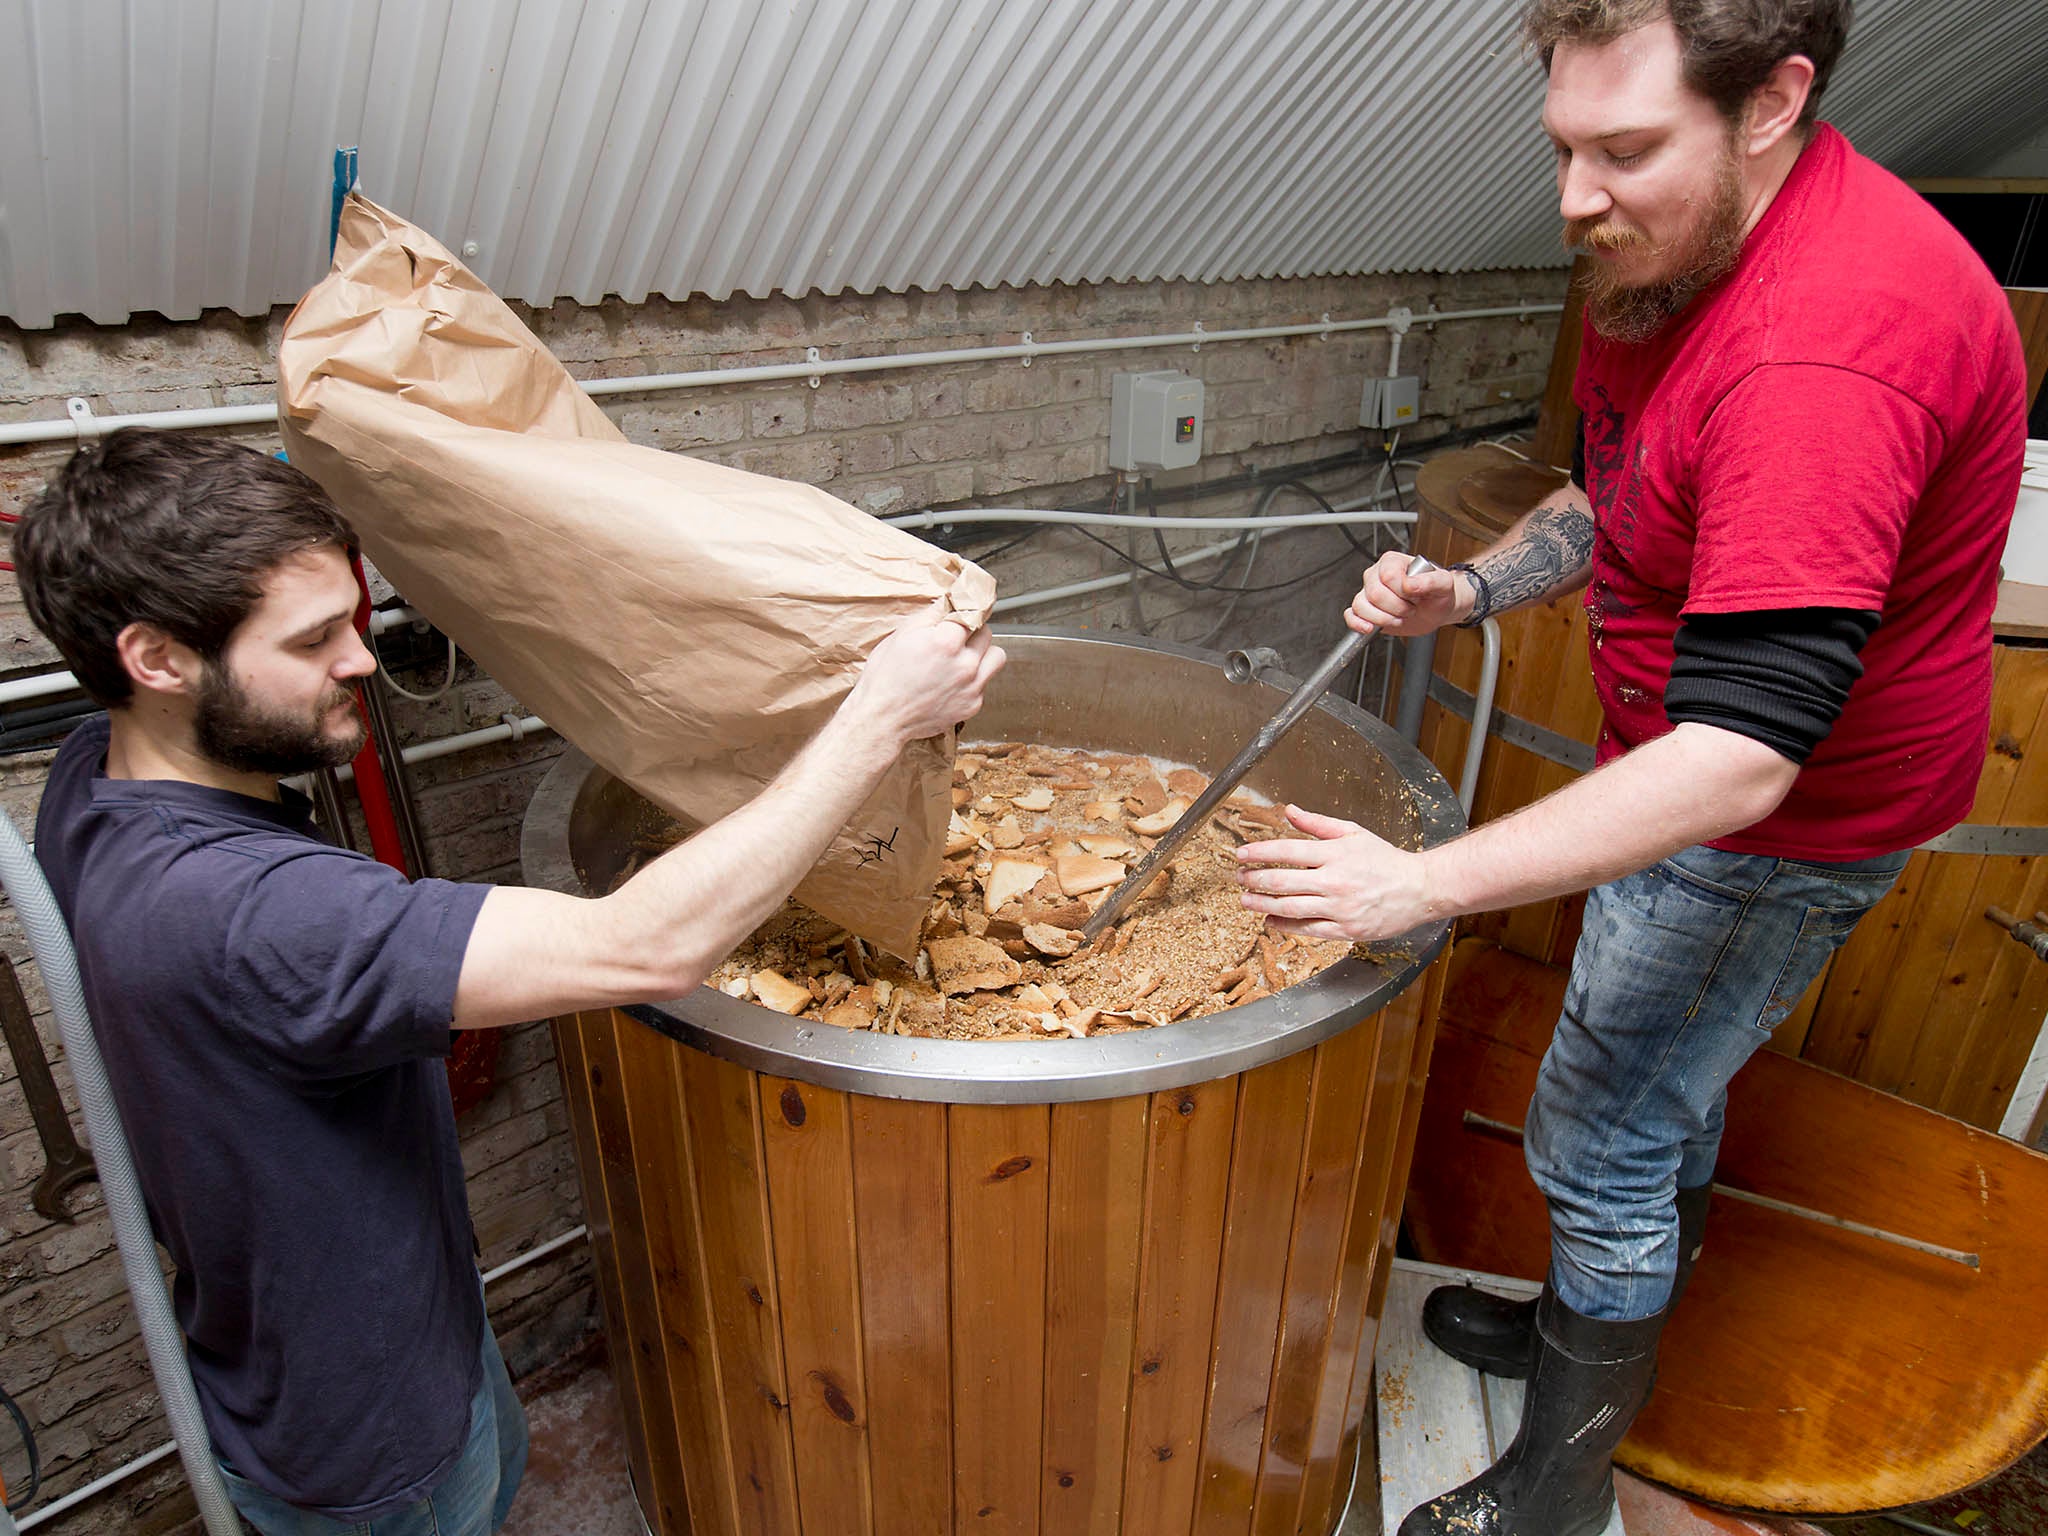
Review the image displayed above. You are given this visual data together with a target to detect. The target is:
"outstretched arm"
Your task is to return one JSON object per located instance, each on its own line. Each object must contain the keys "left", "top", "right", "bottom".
{"left": 451, "top": 615, "right": 1005, "bottom": 1029}
{"left": 1236, "top": 722, "right": 1796, "bottom": 942}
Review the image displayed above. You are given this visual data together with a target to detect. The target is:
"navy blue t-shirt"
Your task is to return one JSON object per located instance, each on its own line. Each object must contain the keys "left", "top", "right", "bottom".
{"left": 35, "top": 717, "right": 492, "bottom": 1517}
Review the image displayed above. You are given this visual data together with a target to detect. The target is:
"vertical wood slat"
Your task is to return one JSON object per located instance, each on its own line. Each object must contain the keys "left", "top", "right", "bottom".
{"left": 1307, "top": 958, "right": 1452, "bottom": 1531}
{"left": 1298, "top": 996, "right": 1422, "bottom": 1528}
{"left": 1797, "top": 850, "right": 1934, "bottom": 1077}
{"left": 1191, "top": 1053, "right": 1317, "bottom": 1536}
{"left": 1865, "top": 649, "right": 2046, "bottom": 1096}
{"left": 851, "top": 1095, "right": 955, "bottom": 1536}
{"left": 1041, "top": 1097, "right": 1149, "bottom": 1536}
{"left": 950, "top": 1103, "right": 1052, "bottom": 1536}
{"left": 613, "top": 1015, "right": 741, "bottom": 1536}
{"left": 1803, "top": 645, "right": 2034, "bottom": 1080}
{"left": 679, "top": 1047, "right": 804, "bottom": 1536}
{"left": 1925, "top": 667, "right": 2048, "bottom": 1124}
{"left": 760, "top": 1077, "right": 874, "bottom": 1536}
{"left": 1816, "top": 648, "right": 2048, "bottom": 1104}
{"left": 582, "top": 1016, "right": 697, "bottom": 1535}
{"left": 1119, "top": 1078, "right": 1240, "bottom": 1535}
{"left": 1249, "top": 1020, "right": 1381, "bottom": 1536}
{"left": 1803, "top": 647, "right": 2017, "bottom": 1079}
{"left": 1926, "top": 654, "right": 2048, "bottom": 1117}
{"left": 554, "top": 1013, "right": 662, "bottom": 1522}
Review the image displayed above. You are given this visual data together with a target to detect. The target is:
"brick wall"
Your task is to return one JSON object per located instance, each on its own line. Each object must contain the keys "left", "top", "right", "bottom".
{"left": 0, "top": 262, "right": 1564, "bottom": 1530}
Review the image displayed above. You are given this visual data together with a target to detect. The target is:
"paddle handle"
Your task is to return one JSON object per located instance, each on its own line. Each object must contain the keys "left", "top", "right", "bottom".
{"left": 1078, "top": 554, "right": 1435, "bottom": 944}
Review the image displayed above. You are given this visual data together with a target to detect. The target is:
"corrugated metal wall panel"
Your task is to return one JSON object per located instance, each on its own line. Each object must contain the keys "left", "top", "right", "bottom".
{"left": 2, "top": 0, "right": 2044, "bottom": 330}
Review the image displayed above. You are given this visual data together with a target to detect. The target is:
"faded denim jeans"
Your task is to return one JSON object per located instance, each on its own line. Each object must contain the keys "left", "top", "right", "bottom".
{"left": 1524, "top": 842, "right": 1907, "bottom": 1322}
{"left": 215, "top": 1314, "right": 528, "bottom": 1536}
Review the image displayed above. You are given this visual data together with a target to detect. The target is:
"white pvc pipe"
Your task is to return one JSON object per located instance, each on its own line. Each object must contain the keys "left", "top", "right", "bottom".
{"left": 993, "top": 534, "right": 1251, "bottom": 614}
{"left": 312, "top": 716, "right": 554, "bottom": 790}
{"left": 0, "top": 302, "right": 1559, "bottom": 449}
{"left": 0, "top": 606, "right": 425, "bottom": 709}
{"left": 479, "top": 1224, "right": 589, "bottom": 1287}
{"left": 15, "top": 1441, "right": 181, "bottom": 1531}
{"left": 1460, "top": 618, "right": 1503, "bottom": 815}
{"left": 885, "top": 508, "right": 1416, "bottom": 533}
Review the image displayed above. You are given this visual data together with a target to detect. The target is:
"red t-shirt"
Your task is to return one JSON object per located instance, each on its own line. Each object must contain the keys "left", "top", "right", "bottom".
{"left": 1575, "top": 124, "right": 2028, "bottom": 861}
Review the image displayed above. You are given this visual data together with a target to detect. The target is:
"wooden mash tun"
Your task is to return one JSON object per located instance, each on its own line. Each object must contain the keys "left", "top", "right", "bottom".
{"left": 523, "top": 625, "right": 1467, "bottom": 1536}
{"left": 1395, "top": 272, "right": 2048, "bottom": 1512}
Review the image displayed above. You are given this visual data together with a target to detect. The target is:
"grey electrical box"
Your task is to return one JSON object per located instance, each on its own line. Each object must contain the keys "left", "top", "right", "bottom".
{"left": 1360, "top": 374, "right": 1420, "bottom": 430}
{"left": 1109, "top": 370, "right": 1204, "bottom": 472}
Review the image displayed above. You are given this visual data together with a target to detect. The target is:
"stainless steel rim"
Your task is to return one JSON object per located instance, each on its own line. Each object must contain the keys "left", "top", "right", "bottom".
{"left": 520, "top": 626, "right": 1462, "bottom": 1104}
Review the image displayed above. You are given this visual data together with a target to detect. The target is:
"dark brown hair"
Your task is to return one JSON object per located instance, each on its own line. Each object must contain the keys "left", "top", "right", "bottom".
{"left": 1524, "top": 0, "right": 1851, "bottom": 126}
{"left": 13, "top": 429, "right": 357, "bottom": 706}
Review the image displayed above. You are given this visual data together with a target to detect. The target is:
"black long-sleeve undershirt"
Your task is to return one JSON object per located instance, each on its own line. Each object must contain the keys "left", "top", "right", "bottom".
{"left": 1665, "top": 607, "right": 1880, "bottom": 763}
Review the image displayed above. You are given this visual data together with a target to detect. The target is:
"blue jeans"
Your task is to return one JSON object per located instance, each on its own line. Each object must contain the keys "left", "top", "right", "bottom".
{"left": 1524, "top": 843, "right": 1907, "bottom": 1323}
{"left": 216, "top": 1315, "right": 529, "bottom": 1535}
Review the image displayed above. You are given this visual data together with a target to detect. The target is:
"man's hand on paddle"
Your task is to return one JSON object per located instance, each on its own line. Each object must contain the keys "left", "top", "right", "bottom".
{"left": 1236, "top": 804, "right": 1430, "bottom": 942}
{"left": 1346, "top": 548, "right": 1472, "bottom": 637}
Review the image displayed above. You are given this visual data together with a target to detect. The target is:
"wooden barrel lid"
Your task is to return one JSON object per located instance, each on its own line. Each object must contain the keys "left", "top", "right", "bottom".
{"left": 1459, "top": 461, "right": 1570, "bottom": 530}
{"left": 1415, "top": 444, "right": 1569, "bottom": 543}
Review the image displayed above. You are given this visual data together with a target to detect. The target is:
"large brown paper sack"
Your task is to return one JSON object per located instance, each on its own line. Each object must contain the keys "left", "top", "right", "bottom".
{"left": 277, "top": 194, "right": 994, "bottom": 957}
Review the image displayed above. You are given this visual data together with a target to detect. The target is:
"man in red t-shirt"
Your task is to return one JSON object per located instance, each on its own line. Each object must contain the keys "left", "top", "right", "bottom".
{"left": 1234, "top": 4, "right": 2028, "bottom": 1534}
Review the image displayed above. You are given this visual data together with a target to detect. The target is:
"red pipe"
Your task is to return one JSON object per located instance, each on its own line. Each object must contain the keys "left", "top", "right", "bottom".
{"left": 346, "top": 553, "right": 409, "bottom": 876}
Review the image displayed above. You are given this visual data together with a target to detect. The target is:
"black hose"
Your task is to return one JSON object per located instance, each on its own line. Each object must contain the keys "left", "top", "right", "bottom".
{"left": 1146, "top": 475, "right": 1256, "bottom": 590}
{"left": 0, "top": 708, "right": 104, "bottom": 756}
{"left": 0, "top": 1379, "right": 41, "bottom": 1511}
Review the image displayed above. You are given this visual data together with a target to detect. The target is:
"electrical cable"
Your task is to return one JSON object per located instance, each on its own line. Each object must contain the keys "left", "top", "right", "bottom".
{"left": 1143, "top": 475, "right": 1257, "bottom": 590}
{"left": 0, "top": 1382, "right": 38, "bottom": 1512}
{"left": 1275, "top": 477, "right": 1377, "bottom": 555}
{"left": 1121, "top": 476, "right": 1152, "bottom": 636}
{"left": 1185, "top": 529, "right": 1264, "bottom": 649}
{"left": 955, "top": 526, "right": 1044, "bottom": 563}
{"left": 1067, "top": 524, "right": 1376, "bottom": 597}
{"left": 370, "top": 628, "right": 460, "bottom": 704}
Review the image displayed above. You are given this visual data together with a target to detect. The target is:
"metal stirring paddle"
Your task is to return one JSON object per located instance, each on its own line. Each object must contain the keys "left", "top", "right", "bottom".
{"left": 1079, "top": 554, "right": 1439, "bottom": 945}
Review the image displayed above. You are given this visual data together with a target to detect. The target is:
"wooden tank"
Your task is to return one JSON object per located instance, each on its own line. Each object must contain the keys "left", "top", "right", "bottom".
{"left": 521, "top": 630, "right": 1463, "bottom": 1536}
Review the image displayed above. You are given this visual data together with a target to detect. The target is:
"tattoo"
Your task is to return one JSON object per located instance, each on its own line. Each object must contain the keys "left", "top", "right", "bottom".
{"left": 1470, "top": 502, "right": 1595, "bottom": 613}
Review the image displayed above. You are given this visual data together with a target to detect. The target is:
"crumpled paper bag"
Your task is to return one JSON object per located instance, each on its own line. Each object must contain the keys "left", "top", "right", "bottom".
{"left": 278, "top": 193, "right": 994, "bottom": 956}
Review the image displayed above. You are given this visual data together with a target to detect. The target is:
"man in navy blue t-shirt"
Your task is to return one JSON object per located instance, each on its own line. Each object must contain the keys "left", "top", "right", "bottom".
{"left": 14, "top": 430, "right": 1002, "bottom": 1534}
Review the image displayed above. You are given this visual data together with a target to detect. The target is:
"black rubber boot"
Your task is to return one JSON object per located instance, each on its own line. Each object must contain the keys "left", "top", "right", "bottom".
{"left": 1397, "top": 1287, "right": 1665, "bottom": 1536}
{"left": 1421, "top": 1284, "right": 1539, "bottom": 1378}
{"left": 1420, "top": 1182, "right": 1712, "bottom": 1380}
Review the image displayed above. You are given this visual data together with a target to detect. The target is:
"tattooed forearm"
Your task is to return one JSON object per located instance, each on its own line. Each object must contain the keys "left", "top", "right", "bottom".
{"left": 1466, "top": 499, "right": 1595, "bottom": 619}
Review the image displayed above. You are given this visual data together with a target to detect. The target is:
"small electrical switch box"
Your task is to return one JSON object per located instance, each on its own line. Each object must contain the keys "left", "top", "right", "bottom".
{"left": 1110, "top": 370, "right": 1204, "bottom": 471}
{"left": 1361, "top": 374, "right": 1420, "bottom": 430}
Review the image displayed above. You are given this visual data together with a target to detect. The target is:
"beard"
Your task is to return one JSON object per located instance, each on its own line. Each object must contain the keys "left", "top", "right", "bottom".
{"left": 194, "top": 662, "right": 365, "bottom": 776}
{"left": 1567, "top": 139, "right": 1749, "bottom": 344}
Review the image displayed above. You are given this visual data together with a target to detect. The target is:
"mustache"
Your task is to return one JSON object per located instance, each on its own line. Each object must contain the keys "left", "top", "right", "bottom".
{"left": 1563, "top": 216, "right": 1650, "bottom": 254}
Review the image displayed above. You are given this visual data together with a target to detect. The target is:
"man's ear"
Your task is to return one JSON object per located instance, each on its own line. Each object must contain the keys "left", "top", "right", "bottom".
{"left": 1743, "top": 53, "right": 1816, "bottom": 159}
{"left": 114, "top": 622, "right": 205, "bottom": 700}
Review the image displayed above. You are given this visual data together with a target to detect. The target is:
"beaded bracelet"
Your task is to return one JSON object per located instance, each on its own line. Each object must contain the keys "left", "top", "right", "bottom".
{"left": 1448, "top": 562, "right": 1493, "bottom": 628}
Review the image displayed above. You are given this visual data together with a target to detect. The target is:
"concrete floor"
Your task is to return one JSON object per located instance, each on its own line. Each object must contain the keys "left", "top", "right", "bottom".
{"left": 499, "top": 1340, "right": 2046, "bottom": 1536}
{"left": 498, "top": 1340, "right": 641, "bottom": 1536}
